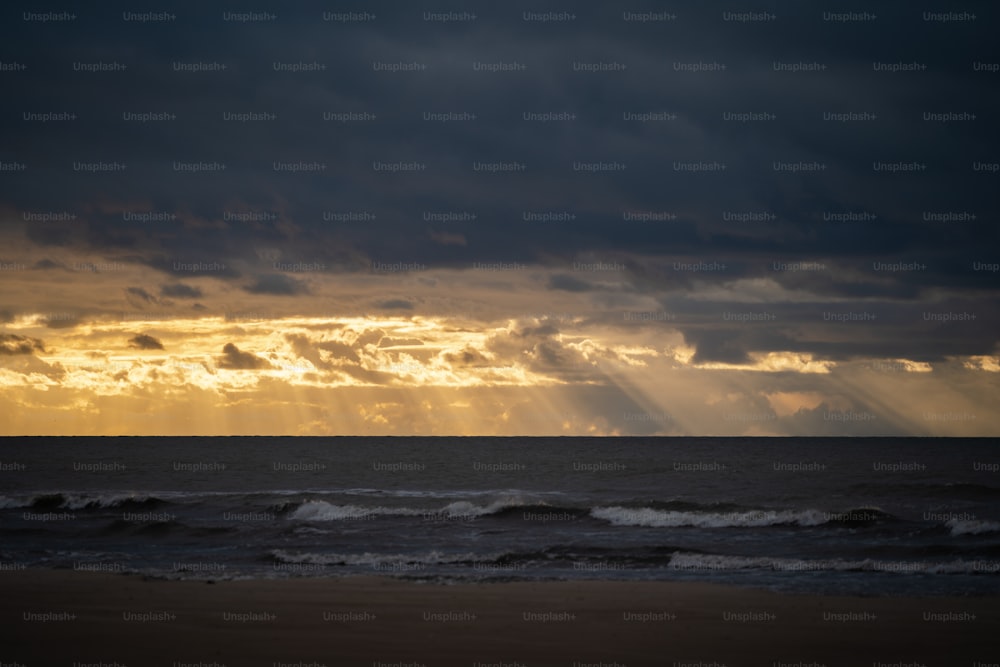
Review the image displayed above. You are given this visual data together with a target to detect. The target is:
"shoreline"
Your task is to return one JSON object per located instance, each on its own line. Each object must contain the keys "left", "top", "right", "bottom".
{"left": 43, "top": 567, "right": 1000, "bottom": 599}
{"left": 1, "top": 570, "right": 997, "bottom": 666}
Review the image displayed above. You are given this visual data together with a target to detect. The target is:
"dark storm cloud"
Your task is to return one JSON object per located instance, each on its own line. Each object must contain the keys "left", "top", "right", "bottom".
{"left": 217, "top": 343, "right": 272, "bottom": 370}
{"left": 128, "top": 333, "right": 164, "bottom": 350}
{"left": 24, "top": 225, "right": 74, "bottom": 247}
{"left": 160, "top": 283, "right": 203, "bottom": 299}
{"left": 548, "top": 274, "right": 596, "bottom": 292}
{"left": 142, "top": 255, "right": 242, "bottom": 279}
{"left": 244, "top": 274, "right": 309, "bottom": 295}
{"left": 1, "top": 0, "right": 997, "bottom": 365}
{"left": 686, "top": 329, "right": 753, "bottom": 365}
{"left": 428, "top": 230, "right": 467, "bottom": 246}
{"left": 4, "top": 2, "right": 996, "bottom": 271}
{"left": 666, "top": 295, "right": 1000, "bottom": 364}
{"left": 0, "top": 333, "right": 45, "bottom": 355}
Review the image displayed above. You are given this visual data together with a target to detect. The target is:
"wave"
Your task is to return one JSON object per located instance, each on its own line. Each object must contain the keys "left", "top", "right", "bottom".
{"left": 270, "top": 549, "right": 491, "bottom": 567}
{"left": 317, "top": 488, "right": 570, "bottom": 500}
{"left": 5, "top": 491, "right": 988, "bottom": 539}
{"left": 1, "top": 489, "right": 320, "bottom": 510}
{"left": 285, "top": 497, "right": 847, "bottom": 524}
{"left": 668, "top": 552, "right": 999, "bottom": 575}
{"left": 0, "top": 492, "right": 164, "bottom": 510}
{"left": 288, "top": 502, "right": 423, "bottom": 521}
{"left": 286, "top": 496, "right": 576, "bottom": 521}
{"left": 590, "top": 505, "right": 895, "bottom": 528}
{"left": 269, "top": 546, "right": 1000, "bottom": 577}
{"left": 947, "top": 518, "right": 1000, "bottom": 536}
{"left": 0, "top": 496, "right": 29, "bottom": 509}
{"left": 0, "top": 488, "right": 570, "bottom": 511}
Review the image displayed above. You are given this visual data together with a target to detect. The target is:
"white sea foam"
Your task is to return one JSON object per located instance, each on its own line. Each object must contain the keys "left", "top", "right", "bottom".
{"left": 946, "top": 518, "right": 1000, "bottom": 536}
{"left": 287, "top": 501, "right": 422, "bottom": 521}
{"left": 591, "top": 505, "right": 829, "bottom": 528}
{"left": 61, "top": 492, "right": 156, "bottom": 509}
{"left": 0, "top": 495, "right": 31, "bottom": 509}
{"left": 287, "top": 496, "right": 547, "bottom": 521}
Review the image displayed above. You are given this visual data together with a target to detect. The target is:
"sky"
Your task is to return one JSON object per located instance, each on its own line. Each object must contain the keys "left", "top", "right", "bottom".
{"left": 0, "top": 1, "right": 997, "bottom": 436}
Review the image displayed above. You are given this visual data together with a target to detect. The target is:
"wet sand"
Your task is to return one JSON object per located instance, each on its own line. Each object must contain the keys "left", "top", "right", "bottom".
{"left": 0, "top": 570, "right": 996, "bottom": 666}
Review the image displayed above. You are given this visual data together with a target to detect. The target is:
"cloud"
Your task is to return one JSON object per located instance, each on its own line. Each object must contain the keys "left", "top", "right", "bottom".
{"left": 160, "top": 283, "right": 203, "bottom": 299}
{"left": 0, "top": 4, "right": 996, "bottom": 435}
{"left": 443, "top": 347, "right": 492, "bottom": 367}
{"left": 125, "top": 286, "right": 160, "bottom": 307}
{"left": 217, "top": 342, "right": 272, "bottom": 370}
{"left": 686, "top": 329, "right": 754, "bottom": 365}
{"left": 24, "top": 225, "right": 73, "bottom": 247}
{"left": 128, "top": 334, "right": 164, "bottom": 350}
{"left": 314, "top": 339, "right": 361, "bottom": 363}
{"left": 428, "top": 230, "right": 467, "bottom": 246}
{"left": 126, "top": 287, "right": 157, "bottom": 302}
{"left": 379, "top": 337, "right": 424, "bottom": 348}
{"left": 0, "top": 333, "right": 45, "bottom": 355}
{"left": 32, "top": 259, "right": 62, "bottom": 270}
{"left": 286, "top": 332, "right": 376, "bottom": 371}
{"left": 375, "top": 299, "right": 414, "bottom": 310}
{"left": 41, "top": 314, "right": 83, "bottom": 329}
{"left": 548, "top": 274, "right": 596, "bottom": 292}
{"left": 485, "top": 321, "right": 597, "bottom": 380}
{"left": 243, "top": 274, "right": 309, "bottom": 296}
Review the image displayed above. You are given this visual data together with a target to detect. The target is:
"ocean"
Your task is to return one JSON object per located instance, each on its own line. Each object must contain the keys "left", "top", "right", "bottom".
{"left": 1, "top": 437, "right": 998, "bottom": 596}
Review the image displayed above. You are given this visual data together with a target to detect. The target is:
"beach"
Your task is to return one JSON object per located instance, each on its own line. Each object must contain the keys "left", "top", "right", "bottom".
{"left": 1, "top": 570, "right": 997, "bottom": 667}
{"left": 3, "top": 437, "right": 999, "bottom": 665}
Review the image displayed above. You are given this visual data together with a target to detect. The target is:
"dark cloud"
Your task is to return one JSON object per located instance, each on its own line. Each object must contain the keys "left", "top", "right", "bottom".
{"left": 217, "top": 343, "right": 272, "bottom": 370}
{"left": 487, "top": 322, "right": 595, "bottom": 380}
{"left": 32, "top": 259, "right": 62, "bottom": 270}
{"left": 428, "top": 230, "right": 467, "bottom": 246}
{"left": 24, "top": 225, "right": 74, "bottom": 247}
{"left": 128, "top": 334, "right": 164, "bottom": 350}
{"left": 142, "top": 255, "right": 242, "bottom": 279}
{"left": 781, "top": 402, "right": 905, "bottom": 437}
{"left": 315, "top": 339, "right": 361, "bottom": 363}
{"left": 125, "top": 287, "right": 159, "bottom": 304}
{"left": 286, "top": 333, "right": 335, "bottom": 370}
{"left": 685, "top": 329, "right": 753, "bottom": 365}
{"left": 0, "top": 1, "right": 997, "bottom": 370}
{"left": 0, "top": 333, "right": 45, "bottom": 355}
{"left": 244, "top": 274, "right": 309, "bottom": 296}
{"left": 286, "top": 332, "right": 384, "bottom": 370}
{"left": 443, "top": 347, "right": 492, "bottom": 367}
{"left": 375, "top": 299, "right": 414, "bottom": 310}
{"left": 548, "top": 274, "right": 596, "bottom": 292}
{"left": 160, "top": 283, "right": 203, "bottom": 299}
{"left": 41, "top": 315, "right": 82, "bottom": 329}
